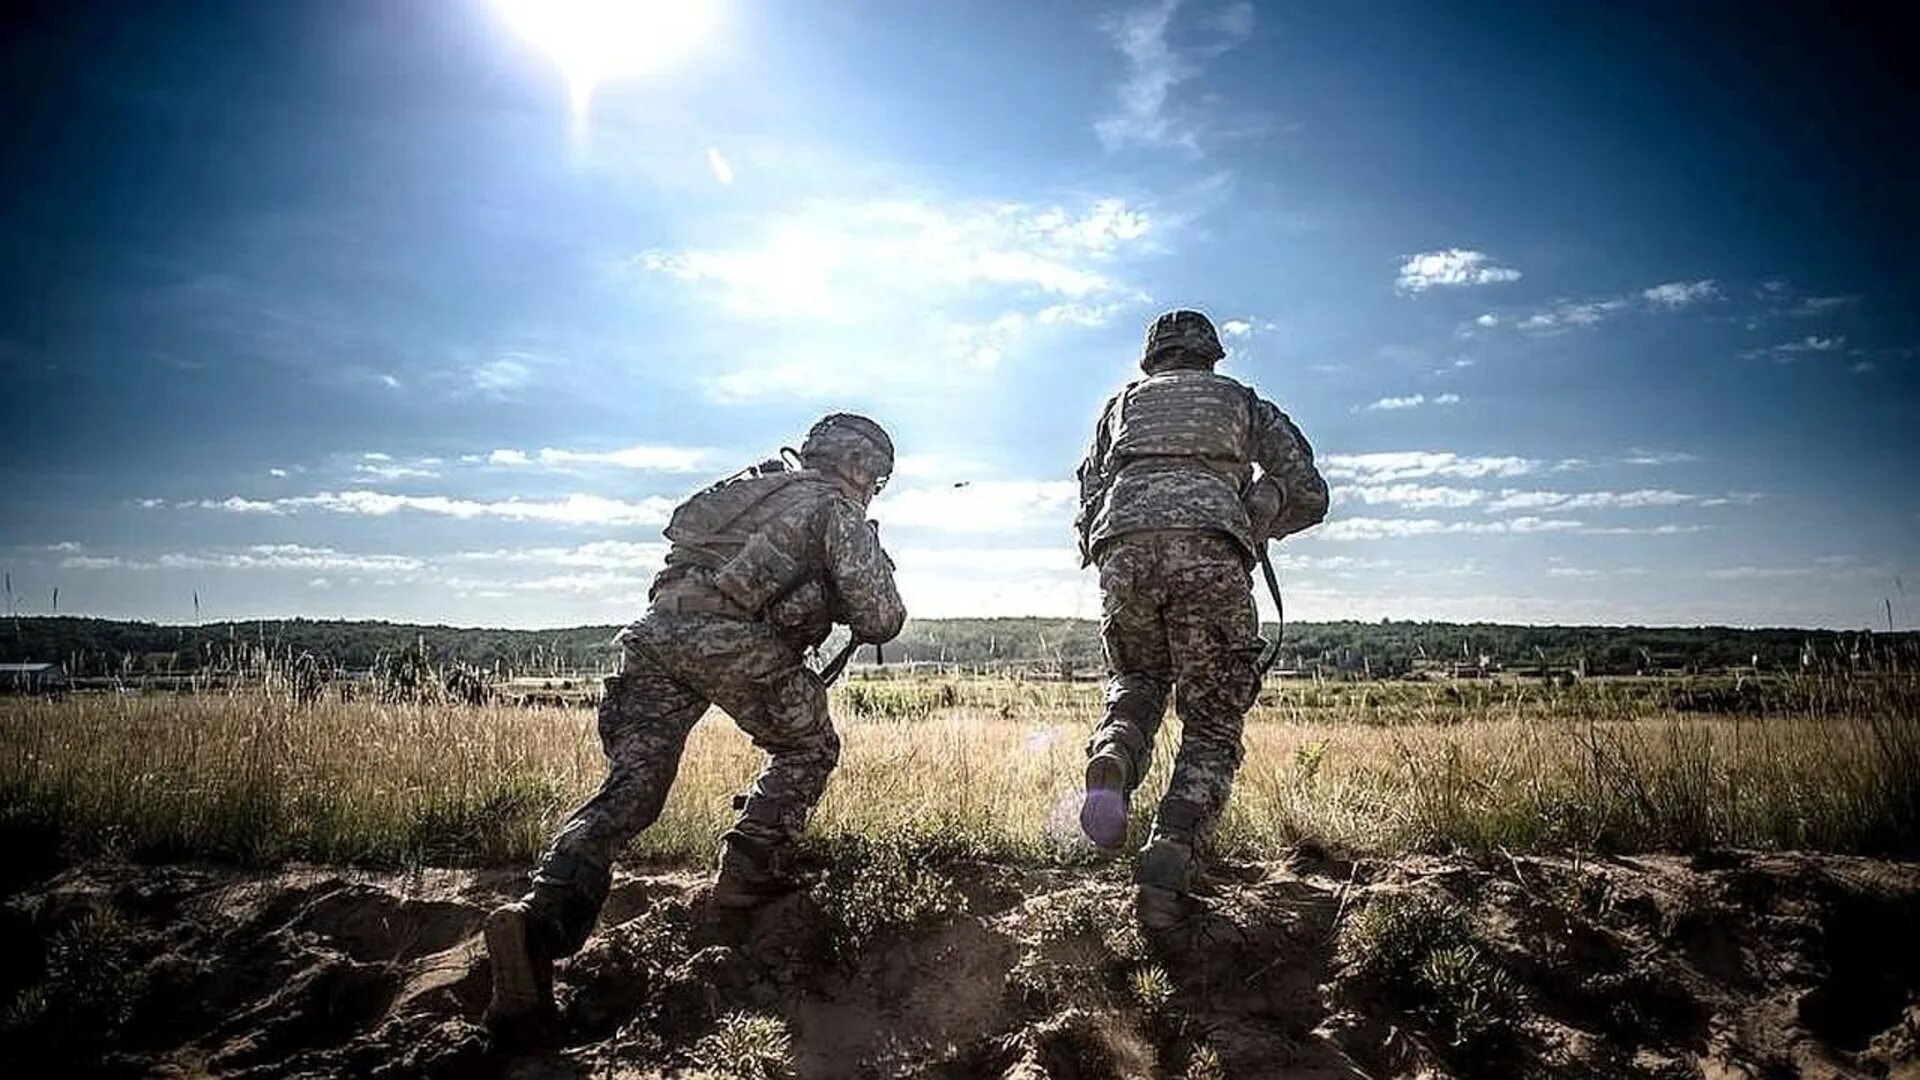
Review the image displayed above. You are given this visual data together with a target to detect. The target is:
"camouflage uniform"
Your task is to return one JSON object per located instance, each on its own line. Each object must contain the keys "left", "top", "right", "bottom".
{"left": 498, "top": 417, "right": 903, "bottom": 988}
{"left": 1075, "top": 311, "right": 1328, "bottom": 896}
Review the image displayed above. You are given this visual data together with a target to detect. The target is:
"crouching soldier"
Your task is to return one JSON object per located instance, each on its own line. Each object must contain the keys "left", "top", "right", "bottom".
{"left": 1074, "top": 310, "right": 1329, "bottom": 928}
{"left": 485, "top": 413, "right": 905, "bottom": 1043}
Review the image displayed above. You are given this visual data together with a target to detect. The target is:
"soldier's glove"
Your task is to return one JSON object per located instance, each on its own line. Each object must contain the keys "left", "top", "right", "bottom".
{"left": 1244, "top": 477, "right": 1286, "bottom": 541}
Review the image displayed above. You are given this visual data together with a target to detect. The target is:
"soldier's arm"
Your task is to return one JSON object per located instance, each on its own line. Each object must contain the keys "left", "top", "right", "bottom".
{"left": 1073, "top": 395, "right": 1120, "bottom": 562}
{"left": 822, "top": 499, "right": 907, "bottom": 644}
{"left": 1250, "top": 398, "right": 1330, "bottom": 539}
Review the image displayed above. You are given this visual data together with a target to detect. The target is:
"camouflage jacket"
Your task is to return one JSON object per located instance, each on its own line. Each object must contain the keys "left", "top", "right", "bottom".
{"left": 649, "top": 467, "right": 906, "bottom": 652}
{"left": 1075, "top": 371, "right": 1329, "bottom": 566}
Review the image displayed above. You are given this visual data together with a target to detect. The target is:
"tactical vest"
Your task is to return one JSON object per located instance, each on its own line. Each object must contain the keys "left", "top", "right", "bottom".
{"left": 660, "top": 467, "right": 837, "bottom": 616}
{"left": 1108, "top": 370, "right": 1254, "bottom": 464}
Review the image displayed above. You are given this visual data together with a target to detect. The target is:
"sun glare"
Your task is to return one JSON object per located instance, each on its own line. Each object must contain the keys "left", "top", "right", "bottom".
{"left": 493, "top": 0, "right": 717, "bottom": 119}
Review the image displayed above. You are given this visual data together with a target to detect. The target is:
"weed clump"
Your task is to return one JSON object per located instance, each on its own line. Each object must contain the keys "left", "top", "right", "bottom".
{"left": 686, "top": 1010, "right": 794, "bottom": 1079}
{"left": 808, "top": 831, "right": 962, "bottom": 959}
{"left": 2, "top": 909, "right": 149, "bottom": 1063}
{"left": 1338, "top": 891, "right": 1522, "bottom": 1054}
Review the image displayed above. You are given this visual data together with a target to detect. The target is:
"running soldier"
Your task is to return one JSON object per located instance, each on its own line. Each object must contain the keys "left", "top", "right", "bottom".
{"left": 1074, "top": 310, "right": 1329, "bottom": 926}
{"left": 486, "top": 413, "right": 905, "bottom": 1041}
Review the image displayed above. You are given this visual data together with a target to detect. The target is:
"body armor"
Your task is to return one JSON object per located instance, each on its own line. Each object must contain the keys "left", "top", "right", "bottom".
{"left": 656, "top": 466, "right": 839, "bottom": 637}
{"left": 1109, "top": 370, "right": 1254, "bottom": 464}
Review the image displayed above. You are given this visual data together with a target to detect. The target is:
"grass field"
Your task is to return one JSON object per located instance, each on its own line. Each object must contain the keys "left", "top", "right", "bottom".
{"left": 3, "top": 671, "right": 1917, "bottom": 872}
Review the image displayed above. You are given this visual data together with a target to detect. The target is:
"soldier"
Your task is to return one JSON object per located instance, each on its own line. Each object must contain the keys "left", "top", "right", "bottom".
{"left": 485, "top": 413, "right": 905, "bottom": 1043}
{"left": 1074, "top": 310, "right": 1329, "bottom": 926}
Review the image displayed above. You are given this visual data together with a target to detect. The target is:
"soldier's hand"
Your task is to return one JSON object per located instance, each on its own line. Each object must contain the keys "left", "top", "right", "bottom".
{"left": 1245, "top": 477, "right": 1286, "bottom": 540}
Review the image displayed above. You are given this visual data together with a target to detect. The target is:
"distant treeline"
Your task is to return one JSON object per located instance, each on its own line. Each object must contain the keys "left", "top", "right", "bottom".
{"left": 0, "top": 616, "right": 1909, "bottom": 677}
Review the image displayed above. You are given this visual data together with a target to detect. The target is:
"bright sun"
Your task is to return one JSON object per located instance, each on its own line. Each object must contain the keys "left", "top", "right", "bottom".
{"left": 493, "top": 0, "right": 717, "bottom": 117}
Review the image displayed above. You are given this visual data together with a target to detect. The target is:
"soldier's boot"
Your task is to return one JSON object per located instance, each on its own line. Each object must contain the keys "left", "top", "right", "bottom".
{"left": 712, "top": 831, "right": 800, "bottom": 910}
{"left": 483, "top": 901, "right": 560, "bottom": 1049}
{"left": 1134, "top": 836, "right": 1199, "bottom": 932}
{"left": 1080, "top": 748, "right": 1132, "bottom": 851}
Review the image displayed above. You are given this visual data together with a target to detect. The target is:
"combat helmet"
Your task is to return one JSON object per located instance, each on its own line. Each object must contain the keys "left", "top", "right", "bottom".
{"left": 800, "top": 413, "right": 895, "bottom": 494}
{"left": 1141, "top": 309, "right": 1226, "bottom": 374}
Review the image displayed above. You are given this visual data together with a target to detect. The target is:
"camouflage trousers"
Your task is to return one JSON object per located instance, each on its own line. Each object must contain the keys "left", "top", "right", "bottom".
{"left": 524, "top": 611, "right": 839, "bottom": 955}
{"left": 1087, "top": 530, "right": 1262, "bottom": 855}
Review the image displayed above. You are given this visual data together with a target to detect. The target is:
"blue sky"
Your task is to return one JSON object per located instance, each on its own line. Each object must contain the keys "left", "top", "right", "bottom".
{"left": 2, "top": 0, "right": 1915, "bottom": 629}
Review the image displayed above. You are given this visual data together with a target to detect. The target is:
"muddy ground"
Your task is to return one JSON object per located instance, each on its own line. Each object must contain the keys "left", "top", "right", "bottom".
{"left": 3, "top": 847, "right": 1918, "bottom": 1079}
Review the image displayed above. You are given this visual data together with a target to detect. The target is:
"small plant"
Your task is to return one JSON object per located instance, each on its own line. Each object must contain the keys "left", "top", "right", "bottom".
{"left": 1420, "top": 944, "right": 1522, "bottom": 1049}
{"left": 1129, "top": 963, "right": 1174, "bottom": 1014}
{"left": 687, "top": 1011, "right": 795, "bottom": 1080}
{"left": 1185, "top": 1043, "right": 1226, "bottom": 1080}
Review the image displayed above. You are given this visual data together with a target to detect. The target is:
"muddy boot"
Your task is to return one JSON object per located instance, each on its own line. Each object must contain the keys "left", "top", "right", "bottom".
{"left": 1134, "top": 836, "right": 1197, "bottom": 932}
{"left": 712, "top": 833, "right": 800, "bottom": 910}
{"left": 484, "top": 902, "right": 559, "bottom": 1051}
{"left": 1079, "top": 749, "right": 1132, "bottom": 851}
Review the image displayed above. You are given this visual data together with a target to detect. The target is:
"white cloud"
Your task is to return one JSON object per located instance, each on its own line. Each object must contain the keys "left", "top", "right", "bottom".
{"left": 1395, "top": 249, "right": 1522, "bottom": 293}
{"left": 1474, "top": 313, "right": 1499, "bottom": 328}
{"left": 473, "top": 356, "right": 533, "bottom": 393}
{"left": 1221, "top": 318, "right": 1252, "bottom": 337}
{"left": 1642, "top": 280, "right": 1719, "bottom": 309}
{"left": 1850, "top": 361, "right": 1877, "bottom": 375}
{"left": 1317, "top": 516, "right": 1584, "bottom": 541}
{"left": 452, "top": 541, "right": 668, "bottom": 570}
{"left": 355, "top": 462, "right": 440, "bottom": 482}
{"left": 63, "top": 544, "right": 425, "bottom": 574}
{"left": 485, "top": 444, "right": 714, "bottom": 472}
{"left": 1362, "top": 394, "right": 1424, "bottom": 411}
{"left": 1748, "top": 335, "right": 1847, "bottom": 363}
{"left": 1622, "top": 449, "right": 1701, "bottom": 466}
{"left": 706, "top": 146, "right": 734, "bottom": 185}
{"left": 1094, "top": 0, "right": 1256, "bottom": 153}
{"left": 1484, "top": 488, "right": 1696, "bottom": 514}
{"left": 1345, "top": 484, "right": 1487, "bottom": 510}
{"left": 192, "top": 490, "right": 675, "bottom": 526}
{"left": 633, "top": 194, "right": 1157, "bottom": 400}
{"left": 634, "top": 196, "right": 1149, "bottom": 321}
{"left": 1321, "top": 452, "right": 1546, "bottom": 484}
{"left": 1517, "top": 297, "right": 1631, "bottom": 332}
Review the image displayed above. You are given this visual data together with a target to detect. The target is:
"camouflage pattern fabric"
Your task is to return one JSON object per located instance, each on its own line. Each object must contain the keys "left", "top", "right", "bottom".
{"left": 518, "top": 475, "right": 904, "bottom": 957}
{"left": 1075, "top": 371, "right": 1329, "bottom": 565}
{"left": 1086, "top": 530, "right": 1263, "bottom": 860}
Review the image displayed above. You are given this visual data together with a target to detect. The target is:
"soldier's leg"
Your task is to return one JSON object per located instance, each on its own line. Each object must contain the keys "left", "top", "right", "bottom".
{"left": 527, "top": 654, "right": 708, "bottom": 950}
{"left": 1083, "top": 536, "right": 1173, "bottom": 849}
{"left": 703, "top": 648, "right": 837, "bottom": 905}
{"left": 1138, "top": 537, "right": 1261, "bottom": 902}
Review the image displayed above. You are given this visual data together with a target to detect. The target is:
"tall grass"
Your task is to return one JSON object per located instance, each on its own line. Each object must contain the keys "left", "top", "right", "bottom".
{"left": 1, "top": 672, "right": 1915, "bottom": 870}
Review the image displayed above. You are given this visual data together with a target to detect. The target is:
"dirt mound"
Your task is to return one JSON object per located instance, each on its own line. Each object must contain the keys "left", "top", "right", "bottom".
{"left": 4, "top": 848, "right": 1919, "bottom": 1078}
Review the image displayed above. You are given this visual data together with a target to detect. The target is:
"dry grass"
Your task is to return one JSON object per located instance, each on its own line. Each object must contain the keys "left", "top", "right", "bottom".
{"left": 2, "top": 672, "right": 1916, "bottom": 869}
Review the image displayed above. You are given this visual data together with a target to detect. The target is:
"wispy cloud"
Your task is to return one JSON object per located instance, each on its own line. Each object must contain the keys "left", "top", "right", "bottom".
{"left": 484, "top": 444, "right": 714, "bottom": 472}
{"left": 1321, "top": 451, "right": 1549, "bottom": 484}
{"left": 706, "top": 146, "right": 734, "bottom": 185}
{"left": 1357, "top": 393, "right": 1461, "bottom": 412}
{"left": 632, "top": 193, "right": 1157, "bottom": 400}
{"left": 1641, "top": 279, "right": 1719, "bottom": 309}
{"left": 472, "top": 355, "right": 534, "bottom": 394}
{"left": 1743, "top": 335, "right": 1847, "bottom": 363}
{"left": 181, "top": 490, "right": 675, "bottom": 526}
{"left": 1395, "top": 249, "right": 1522, "bottom": 293}
{"left": 61, "top": 544, "right": 425, "bottom": 574}
{"left": 1094, "top": 0, "right": 1255, "bottom": 153}
{"left": 1318, "top": 516, "right": 1584, "bottom": 541}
